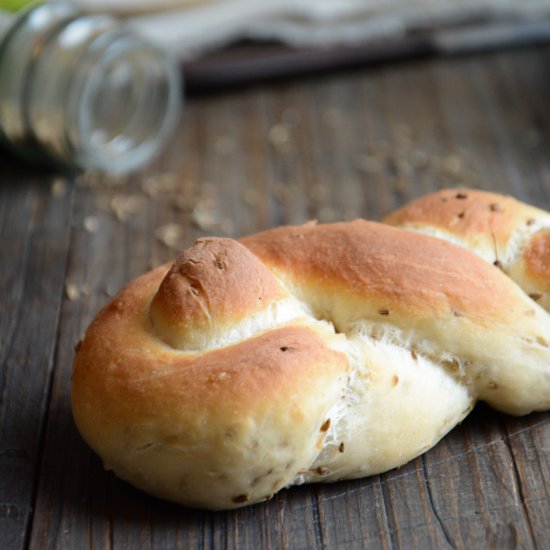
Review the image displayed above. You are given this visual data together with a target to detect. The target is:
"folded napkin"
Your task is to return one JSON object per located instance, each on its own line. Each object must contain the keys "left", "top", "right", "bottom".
{"left": 2, "top": 0, "right": 550, "bottom": 61}
{"left": 69, "top": 0, "right": 550, "bottom": 60}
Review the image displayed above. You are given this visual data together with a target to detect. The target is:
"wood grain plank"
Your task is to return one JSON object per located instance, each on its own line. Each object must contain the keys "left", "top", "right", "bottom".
{"left": 492, "top": 50, "right": 550, "bottom": 205}
{"left": 0, "top": 172, "right": 75, "bottom": 550}
{"left": 26, "top": 178, "right": 131, "bottom": 550}
{"left": 2, "top": 44, "right": 549, "bottom": 550}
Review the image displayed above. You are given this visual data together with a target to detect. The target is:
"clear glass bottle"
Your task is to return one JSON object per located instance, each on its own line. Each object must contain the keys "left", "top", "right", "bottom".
{"left": 0, "top": 2, "right": 182, "bottom": 173}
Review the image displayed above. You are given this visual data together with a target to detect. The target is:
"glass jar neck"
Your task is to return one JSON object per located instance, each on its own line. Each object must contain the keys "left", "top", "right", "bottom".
{"left": 0, "top": 3, "right": 181, "bottom": 173}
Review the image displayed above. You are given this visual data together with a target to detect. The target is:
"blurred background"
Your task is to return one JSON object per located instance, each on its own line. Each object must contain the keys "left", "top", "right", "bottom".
{"left": 2, "top": 1, "right": 550, "bottom": 549}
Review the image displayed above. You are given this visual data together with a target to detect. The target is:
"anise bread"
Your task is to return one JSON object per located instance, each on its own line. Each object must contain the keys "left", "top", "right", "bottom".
{"left": 72, "top": 217, "right": 550, "bottom": 510}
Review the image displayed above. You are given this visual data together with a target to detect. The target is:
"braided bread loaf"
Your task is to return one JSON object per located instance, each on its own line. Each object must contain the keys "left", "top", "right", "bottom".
{"left": 72, "top": 212, "right": 550, "bottom": 510}
{"left": 384, "top": 188, "right": 550, "bottom": 311}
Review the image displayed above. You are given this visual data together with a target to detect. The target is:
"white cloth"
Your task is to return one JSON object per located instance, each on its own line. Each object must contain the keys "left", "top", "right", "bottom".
{"left": 2, "top": 0, "right": 550, "bottom": 60}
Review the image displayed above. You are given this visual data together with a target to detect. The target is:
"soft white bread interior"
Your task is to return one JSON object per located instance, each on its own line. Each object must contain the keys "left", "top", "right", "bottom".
{"left": 72, "top": 218, "right": 550, "bottom": 510}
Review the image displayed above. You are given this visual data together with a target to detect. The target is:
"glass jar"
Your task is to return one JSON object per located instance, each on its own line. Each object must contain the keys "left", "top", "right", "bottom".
{"left": 0, "top": 2, "right": 182, "bottom": 173}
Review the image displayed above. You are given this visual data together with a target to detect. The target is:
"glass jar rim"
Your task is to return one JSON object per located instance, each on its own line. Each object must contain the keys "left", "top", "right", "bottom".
{"left": 69, "top": 29, "right": 182, "bottom": 173}
{"left": 0, "top": 3, "right": 183, "bottom": 174}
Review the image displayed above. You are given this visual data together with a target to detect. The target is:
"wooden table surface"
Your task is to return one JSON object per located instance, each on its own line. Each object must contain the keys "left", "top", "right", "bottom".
{"left": 2, "top": 45, "right": 550, "bottom": 549}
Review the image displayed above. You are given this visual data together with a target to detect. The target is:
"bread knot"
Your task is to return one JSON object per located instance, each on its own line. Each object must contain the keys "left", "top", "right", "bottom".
{"left": 72, "top": 200, "right": 550, "bottom": 510}
{"left": 150, "top": 238, "right": 290, "bottom": 350}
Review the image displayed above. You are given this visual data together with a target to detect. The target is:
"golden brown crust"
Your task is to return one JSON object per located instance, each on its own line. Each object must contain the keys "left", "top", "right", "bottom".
{"left": 242, "top": 219, "right": 527, "bottom": 327}
{"left": 72, "top": 214, "right": 550, "bottom": 510}
{"left": 384, "top": 188, "right": 545, "bottom": 251}
{"left": 522, "top": 230, "right": 550, "bottom": 292}
{"left": 74, "top": 285, "right": 345, "bottom": 429}
{"left": 150, "top": 238, "right": 287, "bottom": 349}
{"left": 72, "top": 259, "right": 348, "bottom": 509}
{"left": 384, "top": 188, "right": 550, "bottom": 310}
